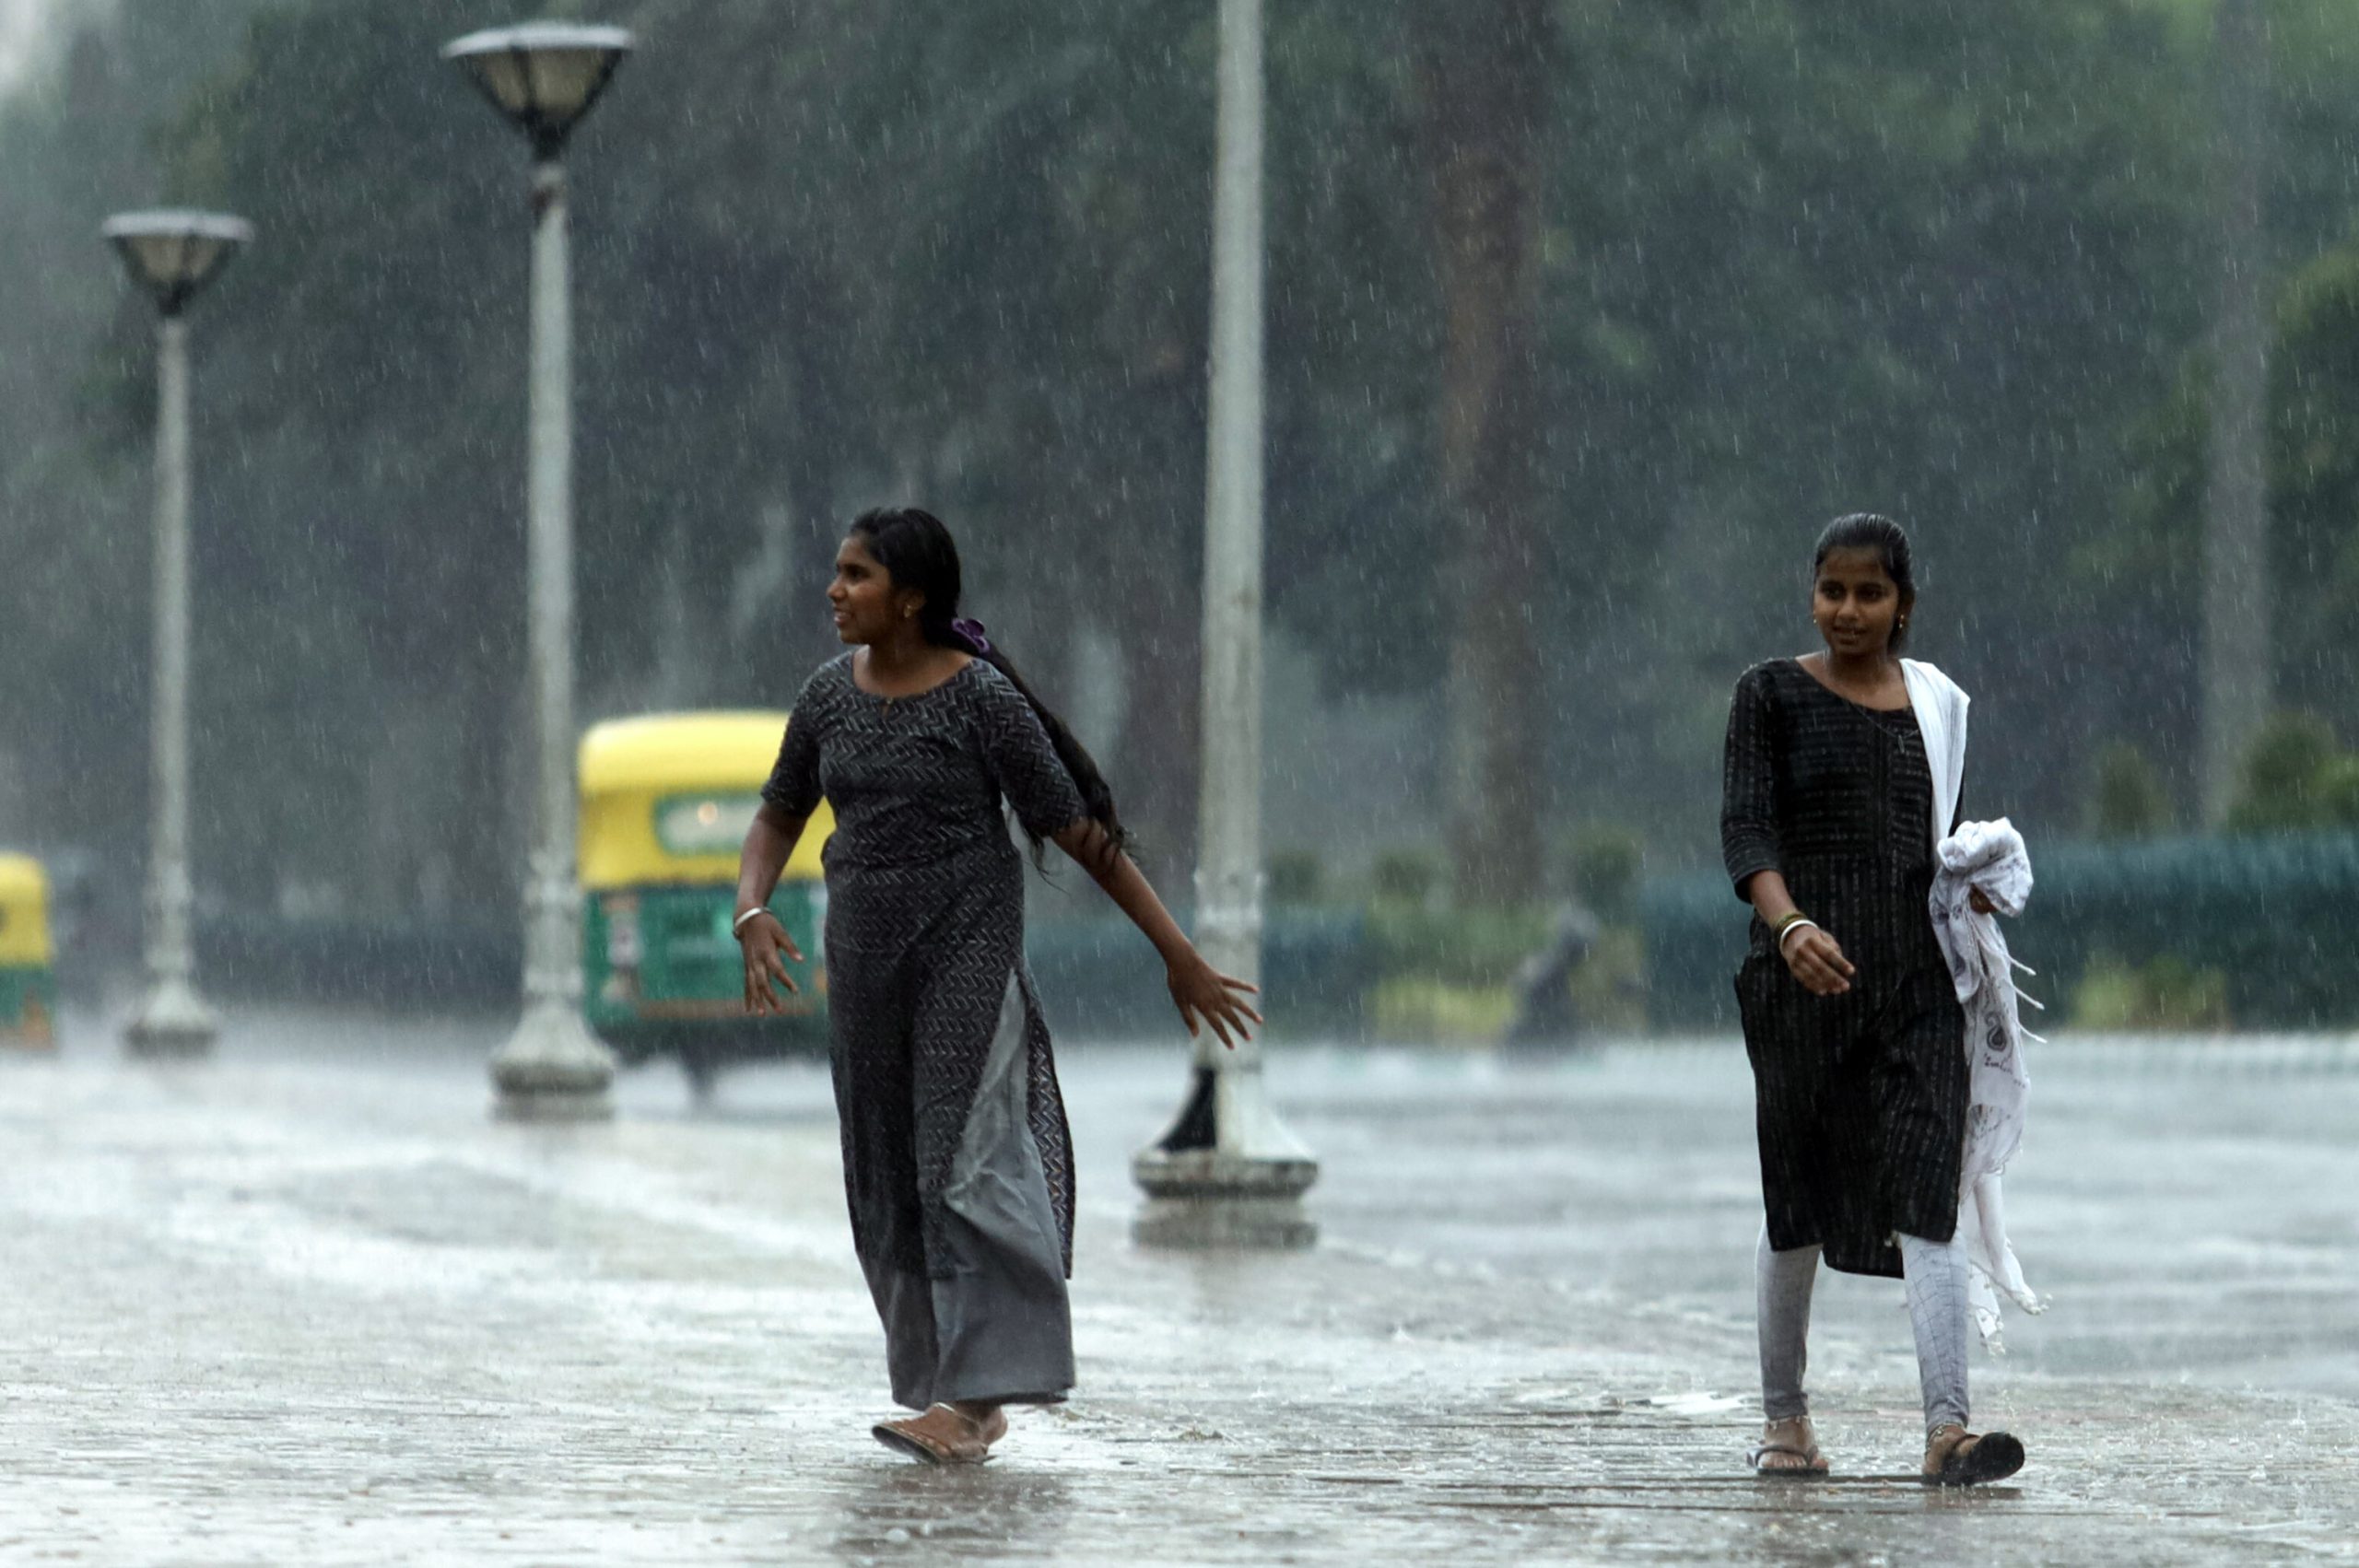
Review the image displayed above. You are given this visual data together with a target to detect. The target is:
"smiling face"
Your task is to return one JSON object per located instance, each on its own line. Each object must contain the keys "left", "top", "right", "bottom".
{"left": 1812, "top": 545, "right": 1911, "bottom": 659}
{"left": 827, "top": 534, "right": 924, "bottom": 646}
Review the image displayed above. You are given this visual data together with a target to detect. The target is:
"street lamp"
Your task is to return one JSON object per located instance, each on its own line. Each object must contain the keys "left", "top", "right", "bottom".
{"left": 1131, "top": 0, "right": 1319, "bottom": 1247}
{"left": 103, "top": 208, "right": 252, "bottom": 1060}
{"left": 441, "top": 21, "right": 632, "bottom": 1121}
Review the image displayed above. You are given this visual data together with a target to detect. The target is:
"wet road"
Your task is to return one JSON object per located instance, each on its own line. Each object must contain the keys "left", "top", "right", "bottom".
{"left": 4, "top": 1012, "right": 2354, "bottom": 1564}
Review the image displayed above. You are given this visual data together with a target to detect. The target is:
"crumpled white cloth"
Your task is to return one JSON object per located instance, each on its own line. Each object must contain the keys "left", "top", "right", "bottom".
{"left": 1928, "top": 816, "right": 2048, "bottom": 1351}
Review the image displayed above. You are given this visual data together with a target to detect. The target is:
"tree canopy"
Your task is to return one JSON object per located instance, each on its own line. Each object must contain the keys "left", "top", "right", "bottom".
{"left": 6, "top": 0, "right": 2359, "bottom": 923}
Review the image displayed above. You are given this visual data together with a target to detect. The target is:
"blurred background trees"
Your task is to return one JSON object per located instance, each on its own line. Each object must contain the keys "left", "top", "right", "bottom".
{"left": 6, "top": 0, "right": 2359, "bottom": 971}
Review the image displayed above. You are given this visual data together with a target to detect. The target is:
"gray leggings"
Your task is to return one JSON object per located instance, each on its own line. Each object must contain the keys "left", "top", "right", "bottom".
{"left": 1757, "top": 1224, "right": 1968, "bottom": 1434}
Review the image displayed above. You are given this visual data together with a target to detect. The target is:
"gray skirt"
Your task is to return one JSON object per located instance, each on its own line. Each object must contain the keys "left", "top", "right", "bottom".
{"left": 825, "top": 843, "right": 1076, "bottom": 1410}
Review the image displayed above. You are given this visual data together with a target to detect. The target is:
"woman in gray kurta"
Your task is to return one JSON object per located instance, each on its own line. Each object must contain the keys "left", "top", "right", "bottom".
{"left": 734, "top": 507, "right": 1259, "bottom": 1465}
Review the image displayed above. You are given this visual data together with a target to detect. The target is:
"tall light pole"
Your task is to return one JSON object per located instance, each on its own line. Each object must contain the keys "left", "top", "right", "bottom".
{"left": 103, "top": 209, "right": 252, "bottom": 1060}
{"left": 1132, "top": 0, "right": 1318, "bottom": 1248}
{"left": 442, "top": 22, "right": 632, "bottom": 1121}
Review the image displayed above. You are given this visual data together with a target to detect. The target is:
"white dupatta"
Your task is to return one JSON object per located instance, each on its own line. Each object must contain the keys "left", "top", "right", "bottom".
{"left": 1903, "top": 659, "right": 2046, "bottom": 1350}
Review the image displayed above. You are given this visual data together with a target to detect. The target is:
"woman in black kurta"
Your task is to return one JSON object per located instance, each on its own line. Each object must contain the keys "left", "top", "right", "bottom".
{"left": 1723, "top": 659, "right": 1966, "bottom": 1275}
{"left": 734, "top": 508, "right": 1259, "bottom": 1466}
{"left": 1719, "top": 513, "right": 2024, "bottom": 1487}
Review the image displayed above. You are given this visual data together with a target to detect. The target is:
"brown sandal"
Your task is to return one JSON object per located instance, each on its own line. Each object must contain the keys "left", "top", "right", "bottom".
{"left": 1922, "top": 1422, "right": 2025, "bottom": 1486}
{"left": 1749, "top": 1416, "right": 1829, "bottom": 1477}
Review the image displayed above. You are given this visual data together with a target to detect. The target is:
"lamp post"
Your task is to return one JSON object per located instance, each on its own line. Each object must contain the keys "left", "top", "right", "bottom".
{"left": 103, "top": 209, "right": 251, "bottom": 1060}
{"left": 442, "top": 21, "right": 632, "bottom": 1121}
{"left": 1131, "top": 0, "right": 1318, "bottom": 1248}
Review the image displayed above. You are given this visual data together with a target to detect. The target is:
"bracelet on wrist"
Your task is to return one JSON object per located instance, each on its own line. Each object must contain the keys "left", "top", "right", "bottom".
{"left": 732, "top": 907, "right": 771, "bottom": 937}
{"left": 1777, "top": 916, "right": 1820, "bottom": 955}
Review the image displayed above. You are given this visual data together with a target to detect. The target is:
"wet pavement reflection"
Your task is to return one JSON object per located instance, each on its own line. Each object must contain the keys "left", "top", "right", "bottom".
{"left": 3, "top": 1011, "right": 2354, "bottom": 1563}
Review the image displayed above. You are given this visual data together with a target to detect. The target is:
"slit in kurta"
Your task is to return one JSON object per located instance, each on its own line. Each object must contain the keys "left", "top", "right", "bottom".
{"left": 862, "top": 967, "right": 1074, "bottom": 1411}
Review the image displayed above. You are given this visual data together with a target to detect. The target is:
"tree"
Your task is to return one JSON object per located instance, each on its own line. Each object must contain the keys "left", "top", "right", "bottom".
{"left": 2201, "top": 0, "right": 2273, "bottom": 824}
{"left": 1414, "top": 0, "right": 1553, "bottom": 908}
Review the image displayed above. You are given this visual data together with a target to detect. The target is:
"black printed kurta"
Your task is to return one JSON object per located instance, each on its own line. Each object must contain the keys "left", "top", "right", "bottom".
{"left": 764, "top": 653, "right": 1086, "bottom": 1409}
{"left": 1720, "top": 659, "right": 1967, "bottom": 1279}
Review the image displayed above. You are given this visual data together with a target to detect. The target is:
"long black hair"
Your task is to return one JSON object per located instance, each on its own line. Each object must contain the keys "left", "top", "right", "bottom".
{"left": 848, "top": 506, "right": 1132, "bottom": 860}
{"left": 1811, "top": 511, "right": 1918, "bottom": 654}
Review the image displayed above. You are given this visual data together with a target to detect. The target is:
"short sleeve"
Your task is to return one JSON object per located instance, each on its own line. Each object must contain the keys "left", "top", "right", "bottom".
{"left": 1719, "top": 665, "right": 1783, "bottom": 902}
{"left": 971, "top": 666, "right": 1087, "bottom": 839}
{"left": 759, "top": 665, "right": 831, "bottom": 818}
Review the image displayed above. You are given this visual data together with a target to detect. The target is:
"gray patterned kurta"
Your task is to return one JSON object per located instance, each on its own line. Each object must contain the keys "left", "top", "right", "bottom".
{"left": 763, "top": 653, "right": 1086, "bottom": 1410}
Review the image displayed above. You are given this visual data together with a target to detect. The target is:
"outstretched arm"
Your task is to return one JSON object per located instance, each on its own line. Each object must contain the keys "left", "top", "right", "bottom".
{"left": 1052, "top": 820, "right": 1262, "bottom": 1047}
{"left": 735, "top": 801, "right": 812, "bottom": 1015}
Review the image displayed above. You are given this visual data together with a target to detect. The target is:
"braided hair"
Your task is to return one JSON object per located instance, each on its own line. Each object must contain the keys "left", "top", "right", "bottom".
{"left": 847, "top": 506, "right": 1133, "bottom": 860}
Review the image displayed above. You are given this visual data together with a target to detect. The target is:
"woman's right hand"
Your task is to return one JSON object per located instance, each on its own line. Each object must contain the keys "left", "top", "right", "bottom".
{"left": 738, "top": 911, "right": 805, "bottom": 1014}
{"left": 1166, "top": 950, "right": 1262, "bottom": 1048}
{"left": 1781, "top": 925, "right": 1855, "bottom": 997}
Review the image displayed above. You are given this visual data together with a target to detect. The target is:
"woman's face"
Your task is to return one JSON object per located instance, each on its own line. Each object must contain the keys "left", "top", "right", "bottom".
{"left": 827, "top": 534, "right": 921, "bottom": 646}
{"left": 1812, "top": 546, "right": 1908, "bottom": 658}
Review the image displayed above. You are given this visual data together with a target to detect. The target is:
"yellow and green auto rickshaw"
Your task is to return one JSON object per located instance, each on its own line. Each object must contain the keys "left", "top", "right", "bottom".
{"left": 0, "top": 852, "right": 57, "bottom": 1049}
{"left": 579, "top": 711, "right": 834, "bottom": 1095}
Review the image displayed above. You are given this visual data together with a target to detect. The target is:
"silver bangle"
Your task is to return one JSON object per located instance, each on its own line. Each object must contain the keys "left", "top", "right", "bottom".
{"left": 732, "top": 907, "right": 771, "bottom": 936}
{"left": 1777, "top": 918, "right": 1821, "bottom": 956}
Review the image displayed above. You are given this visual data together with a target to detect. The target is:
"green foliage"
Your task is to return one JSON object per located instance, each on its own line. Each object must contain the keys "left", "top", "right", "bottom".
{"left": 2101, "top": 238, "right": 2359, "bottom": 759}
{"left": 2070, "top": 954, "right": 2231, "bottom": 1031}
{"left": 1564, "top": 824, "right": 1643, "bottom": 921}
{"left": 2321, "top": 756, "right": 2359, "bottom": 824}
{"left": 2085, "top": 742, "right": 2176, "bottom": 839}
{"left": 13, "top": 0, "right": 2359, "bottom": 930}
{"left": 1369, "top": 977, "right": 1516, "bottom": 1044}
{"left": 1365, "top": 903, "right": 1550, "bottom": 989}
{"left": 2224, "top": 711, "right": 2359, "bottom": 832}
{"left": 1266, "top": 849, "right": 1323, "bottom": 906}
{"left": 1566, "top": 924, "right": 1647, "bottom": 1035}
{"left": 1369, "top": 848, "right": 1442, "bottom": 907}
{"left": 2263, "top": 246, "right": 2359, "bottom": 731}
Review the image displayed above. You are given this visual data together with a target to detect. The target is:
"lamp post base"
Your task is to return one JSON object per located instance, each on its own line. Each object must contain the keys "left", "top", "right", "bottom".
{"left": 1131, "top": 1063, "right": 1319, "bottom": 1249}
{"left": 490, "top": 1000, "right": 615, "bottom": 1122}
{"left": 123, "top": 977, "right": 217, "bottom": 1059}
{"left": 1133, "top": 1150, "right": 1319, "bottom": 1249}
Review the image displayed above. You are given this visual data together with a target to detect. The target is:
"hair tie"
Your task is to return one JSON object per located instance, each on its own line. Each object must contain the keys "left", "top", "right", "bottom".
{"left": 949, "top": 617, "right": 992, "bottom": 656}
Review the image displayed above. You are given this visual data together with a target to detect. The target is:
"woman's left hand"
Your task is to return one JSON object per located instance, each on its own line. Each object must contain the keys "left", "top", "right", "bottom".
{"left": 1167, "top": 952, "right": 1262, "bottom": 1048}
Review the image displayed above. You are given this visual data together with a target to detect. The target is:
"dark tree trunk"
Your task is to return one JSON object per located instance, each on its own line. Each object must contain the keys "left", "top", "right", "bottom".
{"left": 1414, "top": 0, "right": 1554, "bottom": 907}
{"left": 2201, "top": 0, "right": 2271, "bottom": 823}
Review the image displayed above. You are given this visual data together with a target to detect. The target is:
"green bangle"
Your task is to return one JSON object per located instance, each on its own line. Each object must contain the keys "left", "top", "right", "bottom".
{"left": 1771, "top": 910, "right": 1809, "bottom": 940}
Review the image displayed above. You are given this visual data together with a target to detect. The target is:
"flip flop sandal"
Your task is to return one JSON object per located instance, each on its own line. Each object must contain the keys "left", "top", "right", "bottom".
{"left": 1922, "top": 1425, "right": 2025, "bottom": 1487}
{"left": 872, "top": 1411, "right": 991, "bottom": 1466}
{"left": 1749, "top": 1419, "right": 1828, "bottom": 1478}
{"left": 1749, "top": 1441, "right": 1829, "bottom": 1477}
